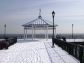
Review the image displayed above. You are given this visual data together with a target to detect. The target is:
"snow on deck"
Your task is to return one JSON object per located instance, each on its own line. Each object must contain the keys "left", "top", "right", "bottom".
{"left": 0, "top": 39, "right": 80, "bottom": 63}
{"left": 44, "top": 40, "right": 80, "bottom": 63}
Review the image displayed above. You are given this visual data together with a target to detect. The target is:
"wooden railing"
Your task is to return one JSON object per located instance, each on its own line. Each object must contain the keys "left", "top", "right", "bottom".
{"left": 0, "top": 37, "right": 17, "bottom": 50}
{"left": 53, "top": 38, "right": 84, "bottom": 63}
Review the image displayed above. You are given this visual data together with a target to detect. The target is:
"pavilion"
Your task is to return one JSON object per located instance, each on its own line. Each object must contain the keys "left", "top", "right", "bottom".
{"left": 22, "top": 10, "right": 58, "bottom": 40}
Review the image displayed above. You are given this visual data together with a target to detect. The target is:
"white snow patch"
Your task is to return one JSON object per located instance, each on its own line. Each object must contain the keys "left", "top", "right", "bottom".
{"left": 0, "top": 39, "right": 80, "bottom": 63}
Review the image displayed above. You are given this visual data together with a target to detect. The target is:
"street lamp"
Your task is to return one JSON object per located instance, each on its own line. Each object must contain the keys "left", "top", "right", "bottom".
{"left": 4, "top": 24, "right": 6, "bottom": 38}
{"left": 72, "top": 24, "right": 73, "bottom": 39}
{"left": 52, "top": 11, "right": 55, "bottom": 48}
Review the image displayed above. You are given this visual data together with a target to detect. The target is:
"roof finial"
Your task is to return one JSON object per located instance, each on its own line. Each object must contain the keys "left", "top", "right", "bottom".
{"left": 39, "top": 9, "right": 41, "bottom": 16}
{"left": 38, "top": 9, "right": 42, "bottom": 18}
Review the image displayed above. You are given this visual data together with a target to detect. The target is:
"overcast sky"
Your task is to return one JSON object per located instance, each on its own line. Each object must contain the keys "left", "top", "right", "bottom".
{"left": 0, "top": 0, "right": 84, "bottom": 34}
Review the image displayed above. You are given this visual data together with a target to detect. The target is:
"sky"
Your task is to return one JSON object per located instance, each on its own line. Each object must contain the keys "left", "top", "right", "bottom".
{"left": 0, "top": 0, "right": 84, "bottom": 34}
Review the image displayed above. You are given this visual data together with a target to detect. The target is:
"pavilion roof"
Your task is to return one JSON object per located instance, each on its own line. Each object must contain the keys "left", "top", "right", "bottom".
{"left": 22, "top": 16, "right": 57, "bottom": 27}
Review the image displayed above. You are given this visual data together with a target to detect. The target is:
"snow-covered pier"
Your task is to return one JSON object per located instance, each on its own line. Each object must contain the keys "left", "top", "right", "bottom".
{"left": 0, "top": 39, "right": 79, "bottom": 63}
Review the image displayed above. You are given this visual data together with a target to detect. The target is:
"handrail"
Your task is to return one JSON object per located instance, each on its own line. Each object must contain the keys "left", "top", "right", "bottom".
{"left": 53, "top": 38, "right": 84, "bottom": 63}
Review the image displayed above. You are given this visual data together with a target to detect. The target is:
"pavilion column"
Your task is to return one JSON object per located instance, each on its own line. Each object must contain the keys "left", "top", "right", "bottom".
{"left": 24, "top": 28, "right": 25, "bottom": 40}
{"left": 32, "top": 25, "right": 34, "bottom": 40}
{"left": 46, "top": 25, "right": 48, "bottom": 40}
{"left": 25, "top": 29, "right": 27, "bottom": 39}
{"left": 34, "top": 26, "right": 35, "bottom": 39}
{"left": 45, "top": 26, "right": 46, "bottom": 39}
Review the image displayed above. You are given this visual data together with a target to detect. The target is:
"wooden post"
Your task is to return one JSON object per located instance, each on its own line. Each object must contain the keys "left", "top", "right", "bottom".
{"left": 79, "top": 46, "right": 83, "bottom": 63}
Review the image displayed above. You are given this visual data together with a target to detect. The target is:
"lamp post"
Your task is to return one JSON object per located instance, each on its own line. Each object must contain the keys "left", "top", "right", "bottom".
{"left": 72, "top": 24, "right": 73, "bottom": 39}
{"left": 52, "top": 11, "right": 55, "bottom": 48}
{"left": 4, "top": 24, "right": 6, "bottom": 38}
